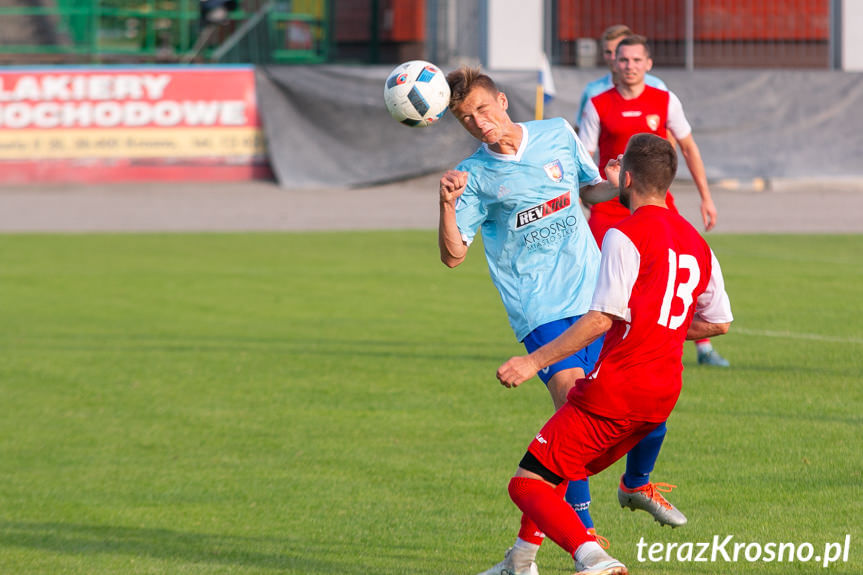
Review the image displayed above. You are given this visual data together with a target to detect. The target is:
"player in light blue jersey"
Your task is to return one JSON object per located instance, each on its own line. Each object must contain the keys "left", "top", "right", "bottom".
{"left": 438, "top": 66, "right": 618, "bottom": 575}
{"left": 575, "top": 24, "right": 668, "bottom": 131}
{"left": 448, "top": 118, "right": 603, "bottom": 344}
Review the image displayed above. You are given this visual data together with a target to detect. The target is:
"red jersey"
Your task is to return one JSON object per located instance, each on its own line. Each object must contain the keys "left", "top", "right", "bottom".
{"left": 589, "top": 86, "right": 676, "bottom": 230}
{"left": 569, "top": 205, "right": 732, "bottom": 422}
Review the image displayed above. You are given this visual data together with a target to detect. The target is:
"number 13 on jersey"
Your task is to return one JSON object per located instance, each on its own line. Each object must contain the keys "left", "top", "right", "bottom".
{"left": 658, "top": 249, "right": 700, "bottom": 330}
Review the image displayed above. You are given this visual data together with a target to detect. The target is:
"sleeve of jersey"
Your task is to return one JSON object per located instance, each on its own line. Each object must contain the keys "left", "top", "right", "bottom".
{"left": 666, "top": 91, "right": 692, "bottom": 141}
{"left": 578, "top": 100, "right": 601, "bottom": 153}
{"left": 590, "top": 228, "right": 640, "bottom": 319}
{"left": 454, "top": 182, "right": 486, "bottom": 247}
{"left": 576, "top": 90, "right": 590, "bottom": 128}
{"left": 695, "top": 250, "right": 734, "bottom": 323}
{"left": 564, "top": 121, "right": 601, "bottom": 186}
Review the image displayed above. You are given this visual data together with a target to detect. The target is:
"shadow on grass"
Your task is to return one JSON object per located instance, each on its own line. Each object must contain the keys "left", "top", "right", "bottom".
{"left": 0, "top": 521, "right": 345, "bottom": 572}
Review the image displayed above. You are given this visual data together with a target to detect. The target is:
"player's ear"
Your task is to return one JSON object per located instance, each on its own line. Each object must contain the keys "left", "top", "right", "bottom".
{"left": 624, "top": 171, "right": 633, "bottom": 189}
{"left": 646, "top": 57, "right": 654, "bottom": 72}
{"left": 498, "top": 91, "right": 508, "bottom": 110}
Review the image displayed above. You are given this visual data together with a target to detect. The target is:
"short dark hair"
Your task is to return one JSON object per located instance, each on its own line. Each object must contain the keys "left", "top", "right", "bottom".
{"left": 622, "top": 133, "right": 677, "bottom": 195}
{"left": 616, "top": 34, "right": 652, "bottom": 58}
{"left": 446, "top": 65, "right": 498, "bottom": 110}
{"left": 601, "top": 24, "right": 633, "bottom": 44}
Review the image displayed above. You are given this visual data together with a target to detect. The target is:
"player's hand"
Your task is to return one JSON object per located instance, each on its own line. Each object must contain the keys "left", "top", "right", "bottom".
{"left": 496, "top": 355, "right": 541, "bottom": 389}
{"left": 604, "top": 155, "right": 622, "bottom": 188}
{"left": 439, "top": 170, "right": 468, "bottom": 205}
{"left": 700, "top": 195, "right": 718, "bottom": 231}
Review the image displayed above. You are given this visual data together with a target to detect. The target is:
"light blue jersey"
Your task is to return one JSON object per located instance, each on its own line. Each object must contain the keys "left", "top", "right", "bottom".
{"left": 455, "top": 118, "right": 602, "bottom": 341}
{"left": 575, "top": 72, "right": 668, "bottom": 129}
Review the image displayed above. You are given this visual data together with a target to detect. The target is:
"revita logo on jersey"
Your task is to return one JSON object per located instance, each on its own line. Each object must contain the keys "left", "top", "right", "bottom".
{"left": 516, "top": 191, "right": 579, "bottom": 253}
{"left": 515, "top": 191, "right": 571, "bottom": 229}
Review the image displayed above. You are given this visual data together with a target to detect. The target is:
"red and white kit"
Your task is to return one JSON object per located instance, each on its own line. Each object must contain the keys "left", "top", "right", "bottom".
{"left": 580, "top": 86, "right": 691, "bottom": 244}
{"left": 527, "top": 205, "right": 733, "bottom": 479}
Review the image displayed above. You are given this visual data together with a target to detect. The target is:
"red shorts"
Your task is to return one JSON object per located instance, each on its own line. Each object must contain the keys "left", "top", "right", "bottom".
{"left": 526, "top": 402, "right": 660, "bottom": 482}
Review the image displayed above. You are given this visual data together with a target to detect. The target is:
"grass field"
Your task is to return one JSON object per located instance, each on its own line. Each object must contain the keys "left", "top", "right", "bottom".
{"left": 0, "top": 231, "right": 860, "bottom": 575}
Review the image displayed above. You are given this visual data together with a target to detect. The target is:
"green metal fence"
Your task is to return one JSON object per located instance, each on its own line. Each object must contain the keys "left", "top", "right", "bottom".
{"left": 0, "top": 0, "right": 330, "bottom": 65}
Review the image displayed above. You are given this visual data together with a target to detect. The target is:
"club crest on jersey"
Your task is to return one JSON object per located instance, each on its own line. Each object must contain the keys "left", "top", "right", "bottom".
{"left": 543, "top": 160, "right": 564, "bottom": 183}
{"left": 515, "top": 191, "right": 571, "bottom": 228}
{"left": 646, "top": 114, "right": 660, "bottom": 132}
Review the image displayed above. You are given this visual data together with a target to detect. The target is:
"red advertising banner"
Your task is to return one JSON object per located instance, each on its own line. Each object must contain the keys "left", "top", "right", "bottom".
{"left": 0, "top": 65, "right": 271, "bottom": 185}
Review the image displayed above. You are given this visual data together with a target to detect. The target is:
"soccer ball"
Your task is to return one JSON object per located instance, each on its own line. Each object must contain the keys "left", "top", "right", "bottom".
{"left": 384, "top": 60, "right": 451, "bottom": 127}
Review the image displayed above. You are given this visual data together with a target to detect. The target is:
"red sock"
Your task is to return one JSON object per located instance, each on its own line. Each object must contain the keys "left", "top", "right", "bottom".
{"left": 509, "top": 477, "right": 592, "bottom": 556}
{"left": 517, "top": 513, "right": 545, "bottom": 545}
{"left": 516, "top": 481, "right": 568, "bottom": 545}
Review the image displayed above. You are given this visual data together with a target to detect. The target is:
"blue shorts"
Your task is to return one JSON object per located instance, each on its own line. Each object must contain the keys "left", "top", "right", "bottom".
{"left": 522, "top": 317, "right": 604, "bottom": 385}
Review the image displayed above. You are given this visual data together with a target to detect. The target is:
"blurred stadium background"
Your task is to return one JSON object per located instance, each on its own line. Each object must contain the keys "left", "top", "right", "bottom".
{"left": 0, "top": 0, "right": 849, "bottom": 68}
{"left": 0, "top": 0, "right": 861, "bottom": 188}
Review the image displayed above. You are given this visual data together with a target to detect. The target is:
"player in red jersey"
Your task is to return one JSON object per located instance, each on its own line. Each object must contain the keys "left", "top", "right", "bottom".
{"left": 579, "top": 34, "right": 718, "bottom": 247}
{"left": 579, "top": 36, "right": 729, "bottom": 532}
{"left": 495, "top": 134, "right": 733, "bottom": 575}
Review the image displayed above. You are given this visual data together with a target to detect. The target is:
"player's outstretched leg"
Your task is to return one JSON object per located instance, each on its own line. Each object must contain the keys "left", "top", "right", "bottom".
{"left": 618, "top": 423, "right": 687, "bottom": 527}
{"left": 475, "top": 483, "right": 567, "bottom": 575}
{"left": 508, "top": 477, "right": 627, "bottom": 575}
{"left": 696, "top": 338, "right": 730, "bottom": 366}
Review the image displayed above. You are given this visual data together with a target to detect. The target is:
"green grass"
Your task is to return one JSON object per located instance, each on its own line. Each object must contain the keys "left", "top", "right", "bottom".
{"left": 0, "top": 232, "right": 860, "bottom": 574}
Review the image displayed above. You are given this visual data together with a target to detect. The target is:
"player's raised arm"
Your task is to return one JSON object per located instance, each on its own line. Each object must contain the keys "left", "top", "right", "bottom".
{"left": 578, "top": 155, "right": 622, "bottom": 206}
{"left": 438, "top": 169, "right": 469, "bottom": 267}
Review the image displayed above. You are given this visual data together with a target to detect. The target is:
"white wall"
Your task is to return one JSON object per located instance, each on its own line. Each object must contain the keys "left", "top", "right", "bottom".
{"left": 484, "top": 0, "right": 543, "bottom": 70}
{"left": 842, "top": 0, "right": 863, "bottom": 70}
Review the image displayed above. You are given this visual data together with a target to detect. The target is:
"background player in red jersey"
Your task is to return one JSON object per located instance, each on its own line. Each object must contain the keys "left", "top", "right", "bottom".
{"left": 575, "top": 25, "right": 670, "bottom": 135}
{"left": 495, "top": 133, "right": 733, "bottom": 575}
{"left": 580, "top": 35, "right": 728, "bottom": 368}
{"left": 579, "top": 34, "right": 718, "bottom": 245}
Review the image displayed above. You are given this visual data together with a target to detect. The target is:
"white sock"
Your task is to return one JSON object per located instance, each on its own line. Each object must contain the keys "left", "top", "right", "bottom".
{"left": 574, "top": 540, "right": 604, "bottom": 565}
{"left": 510, "top": 538, "right": 541, "bottom": 568}
{"left": 696, "top": 341, "right": 713, "bottom": 352}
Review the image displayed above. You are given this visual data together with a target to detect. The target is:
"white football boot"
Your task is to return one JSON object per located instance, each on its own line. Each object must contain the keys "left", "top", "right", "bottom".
{"left": 476, "top": 546, "right": 540, "bottom": 575}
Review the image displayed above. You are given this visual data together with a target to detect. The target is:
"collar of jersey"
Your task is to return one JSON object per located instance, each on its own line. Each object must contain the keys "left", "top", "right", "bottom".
{"left": 482, "top": 123, "right": 528, "bottom": 162}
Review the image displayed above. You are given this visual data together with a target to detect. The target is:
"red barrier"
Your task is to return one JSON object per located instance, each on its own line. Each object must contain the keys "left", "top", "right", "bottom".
{"left": 558, "top": 0, "right": 829, "bottom": 42}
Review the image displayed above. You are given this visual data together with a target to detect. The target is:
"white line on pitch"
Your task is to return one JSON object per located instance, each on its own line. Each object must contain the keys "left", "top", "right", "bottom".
{"left": 733, "top": 327, "right": 863, "bottom": 345}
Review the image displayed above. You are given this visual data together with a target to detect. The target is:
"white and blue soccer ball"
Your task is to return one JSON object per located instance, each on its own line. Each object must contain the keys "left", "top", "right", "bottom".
{"left": 384, "top": 60, "right": 450, "bottom": 127}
